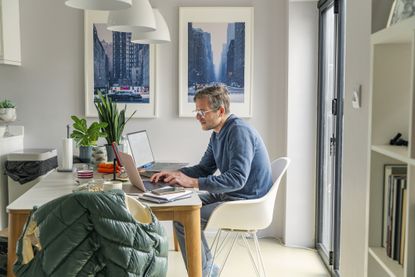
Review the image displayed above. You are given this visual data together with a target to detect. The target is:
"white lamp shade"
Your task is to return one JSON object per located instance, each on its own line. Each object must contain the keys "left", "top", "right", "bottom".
{"left": 107, "top": 0, "right": 156, "bottom": 33}
{"left": 131, "top": 9, "right": 171, "bottom": 44}
{"left": 65, "top": 0, "right": 132, "bottom": 10}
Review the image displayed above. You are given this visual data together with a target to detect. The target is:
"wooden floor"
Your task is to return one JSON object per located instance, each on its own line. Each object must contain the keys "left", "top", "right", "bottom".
{"left": 1, "top": 226, "right": 329, "bottom": 277}
{"left": 167, "top": 237, "right": 330, "bottom": 277}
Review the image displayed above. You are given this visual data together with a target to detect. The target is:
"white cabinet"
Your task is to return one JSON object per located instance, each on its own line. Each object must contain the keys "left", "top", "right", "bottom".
{"left": 0, "top": 126, "right": 23, "bottom": 229}
{"left": 367, "top": 17, "right": 415, "bottom": 277}
{"left": 0, "top": 0, "right": 21, "bottom": 66}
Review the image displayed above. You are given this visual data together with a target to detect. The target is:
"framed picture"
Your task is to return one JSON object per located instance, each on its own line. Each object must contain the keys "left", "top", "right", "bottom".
{"left": 179, "top": 7, "right": 254, "bottom": 117}
{"left": 387, "top": 0, "right": 415, "bottom": 27}
{"left": 84, "top": 11, "right": 157, "bottom": 118}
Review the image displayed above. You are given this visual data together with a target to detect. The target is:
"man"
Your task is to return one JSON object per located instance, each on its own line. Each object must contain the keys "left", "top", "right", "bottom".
{"left": 151, "top": 85, "right": 272, "bottom": 277}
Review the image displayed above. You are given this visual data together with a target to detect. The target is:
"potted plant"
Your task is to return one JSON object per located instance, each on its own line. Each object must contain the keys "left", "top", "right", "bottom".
{"left": 94, "top": 93, "right": 136, "bottom": 162}
{"left": 70, "top": 115, "right": 108, "bottom": 163}
{"left": 0, "top": 99, "right": 17, "bottom": 122}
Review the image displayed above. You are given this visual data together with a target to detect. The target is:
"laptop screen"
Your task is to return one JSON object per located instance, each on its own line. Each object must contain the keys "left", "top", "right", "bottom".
{"left": 127, "top": 131, "right": 155, "bottom": 168}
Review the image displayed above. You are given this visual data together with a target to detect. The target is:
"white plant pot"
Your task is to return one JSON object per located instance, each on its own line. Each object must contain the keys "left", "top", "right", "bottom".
{"left": 0, "top": 108, "right": 16, "bottom": 123}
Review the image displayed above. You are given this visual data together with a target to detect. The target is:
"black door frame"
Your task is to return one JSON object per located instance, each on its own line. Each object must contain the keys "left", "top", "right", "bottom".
{"left": 316, "top": 0, "right": 344, "bottom": 275}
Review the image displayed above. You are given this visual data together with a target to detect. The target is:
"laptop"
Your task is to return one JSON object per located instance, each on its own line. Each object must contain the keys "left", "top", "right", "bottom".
{"left": 119, "top": 151, "right": 167, "bottom": 192}
{"left": 119, "top": 152, "right": 193, "bottom": 203}
{"left": 127, "top": 130, "right": 187, "bottom": 172}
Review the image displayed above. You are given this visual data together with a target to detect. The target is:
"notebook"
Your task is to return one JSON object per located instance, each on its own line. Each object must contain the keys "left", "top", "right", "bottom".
{"left": 140, "top": 189, "right": 193, "bottom": 203}
{"left": 119, "top": 152, "right": 193, "bottom": 203}
{"left": 127, "top": 130, "right": 187, "bottom": 172}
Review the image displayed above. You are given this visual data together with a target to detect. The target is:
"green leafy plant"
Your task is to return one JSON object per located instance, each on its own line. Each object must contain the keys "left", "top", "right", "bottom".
{"left": 94, "top": 93, "right": 136, "bottom": 145}
{"left": 0, "top": 99, "right": 16, "bottom": 108}
{"left": 70, "top": 115, "right": 108, "bottom": 146}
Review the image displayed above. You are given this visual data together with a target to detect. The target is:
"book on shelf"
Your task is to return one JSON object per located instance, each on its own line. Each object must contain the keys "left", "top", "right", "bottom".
{"left": 383, "top": 164, "right": 406, "bottom": 249}
{"left": 393, "top": 177, "right": 404, "bottom": 261}
{"left": 400, "top": 187, "right": 407, "bottom": 265}
{"left": 382, "top": 164, "right": 407, "bottom": 263}
{"left": 389, "top": 176, "right": 398, "bottom": 258}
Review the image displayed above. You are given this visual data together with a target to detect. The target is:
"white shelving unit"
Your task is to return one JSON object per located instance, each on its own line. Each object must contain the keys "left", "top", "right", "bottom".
{"left": 368, "top": 17, "right": 415, "bottom": 277}
{"left": 0, "top": 0, "right": 21, "bottom": 66}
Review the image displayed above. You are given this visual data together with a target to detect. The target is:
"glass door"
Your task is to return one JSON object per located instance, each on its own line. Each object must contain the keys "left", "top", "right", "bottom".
{"left": 316, "top": 0, "right": 343, "bottom": 274}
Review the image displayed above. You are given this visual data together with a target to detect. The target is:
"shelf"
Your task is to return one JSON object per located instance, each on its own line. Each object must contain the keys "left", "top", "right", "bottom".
{"left": 369, "top": 247, "right": 403, "bottom": 277}
{"left": 371, "top": 16, "right": 415, "bottom": 45}
{"left": 371, "top": 145, "right": 415, "bottom": 165}
{"left": 369, "top": 13, "right": 415, "bottom": 277}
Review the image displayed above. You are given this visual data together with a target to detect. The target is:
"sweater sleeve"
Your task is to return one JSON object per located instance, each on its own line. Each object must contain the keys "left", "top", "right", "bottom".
{"left": 198, "top": 126, "right": 256, "bottom": 193}
{"left": 180, "top": 139, "right": 217, "bottom": 178}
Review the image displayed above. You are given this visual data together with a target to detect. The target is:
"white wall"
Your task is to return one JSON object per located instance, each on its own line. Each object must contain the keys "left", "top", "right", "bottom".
{"left": 0, "top": 1, "right": 391, "bottom": 274}
{"left": 0, "top": 0, "right": 288, "bottom": 237}
{"left": 372, "top": 0, "right": 394, "bottom": 33}
{"left": 285, "top": 1, "right": 318, "bottom": 247}
{"left": 340, "top": 0, "right": 371, "bottom": 275}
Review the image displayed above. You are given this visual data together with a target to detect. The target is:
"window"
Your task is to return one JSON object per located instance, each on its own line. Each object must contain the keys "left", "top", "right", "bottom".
{"left": 316, "top": 0, "right": 344, "bottom": 274}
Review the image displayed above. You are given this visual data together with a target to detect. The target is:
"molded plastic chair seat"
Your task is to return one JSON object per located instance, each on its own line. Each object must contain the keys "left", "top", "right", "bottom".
{"left": 205, "top": 157, "right": 290, "bottom": 277}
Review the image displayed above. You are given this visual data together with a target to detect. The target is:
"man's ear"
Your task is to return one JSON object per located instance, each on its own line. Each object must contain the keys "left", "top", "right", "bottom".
{"left": 219, "top": 106, "right": 225, "bottom": 116}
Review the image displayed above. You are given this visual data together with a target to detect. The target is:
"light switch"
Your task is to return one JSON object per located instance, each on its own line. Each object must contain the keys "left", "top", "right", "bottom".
{"left": 352, "top": 86, "right": 361, "bottom": 109}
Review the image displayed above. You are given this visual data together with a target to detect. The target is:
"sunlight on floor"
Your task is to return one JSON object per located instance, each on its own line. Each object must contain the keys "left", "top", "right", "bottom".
{"left": 166, "top": 237, "right": 330, "bottom": 277}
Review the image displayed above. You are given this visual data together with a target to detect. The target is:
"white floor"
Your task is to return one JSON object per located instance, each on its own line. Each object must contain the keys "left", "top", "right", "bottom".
{"left": 166, "top": 237, "right": 330, "bottom": 277}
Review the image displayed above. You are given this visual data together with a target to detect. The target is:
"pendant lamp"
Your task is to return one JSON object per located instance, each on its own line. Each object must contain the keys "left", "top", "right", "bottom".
{"left": 65, "top": 0, "right": 132, "bottom": 10}
{"left": 107, "top": 0, "right": 156, "bottom": 33}
{"left": 131, "top": 9, "right": 171, "bottom": 44}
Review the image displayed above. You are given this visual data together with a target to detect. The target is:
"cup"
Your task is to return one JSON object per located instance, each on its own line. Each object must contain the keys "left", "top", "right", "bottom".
{"left": 102, "top": 180, "right": 123, "bottom": 191}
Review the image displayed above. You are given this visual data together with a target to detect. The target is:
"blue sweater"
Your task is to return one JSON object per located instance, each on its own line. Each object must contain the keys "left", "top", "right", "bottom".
{"left": 180, "top": 115, "right": 272, "bottom": 199}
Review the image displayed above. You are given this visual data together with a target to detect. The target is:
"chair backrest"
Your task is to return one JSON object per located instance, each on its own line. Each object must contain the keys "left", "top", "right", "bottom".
{"left": 259, "top": 157, "right": 290, "bottom": 228}
{"left": 205, "top": 157, "right": 290, "bottom": 231}
{"left": 125, "top": 194, "right": 153, "bottom": 224}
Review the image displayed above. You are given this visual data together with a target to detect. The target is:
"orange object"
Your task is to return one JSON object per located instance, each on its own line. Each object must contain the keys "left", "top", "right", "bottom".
{"left": 98, "top": 163, "right": 114, "bottom": 168}
{"left": 97, "top": 167, "right": 121, "bottom": 174}
{"left": 97, "top": 163, "right": 121, "bottom": 170}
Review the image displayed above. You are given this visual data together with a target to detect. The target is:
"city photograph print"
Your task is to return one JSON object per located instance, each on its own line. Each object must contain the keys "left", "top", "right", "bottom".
{"left": 179, "top": 7, "right": 253, "bottom": 117}
{"left": 84, "top": 11, "right": 157, "bottom": 118}
{"left": 387, "top": 0, "right": 415, "bottom": 27}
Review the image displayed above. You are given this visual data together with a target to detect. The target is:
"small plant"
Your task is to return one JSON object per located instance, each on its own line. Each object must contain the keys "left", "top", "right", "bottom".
{"left": 0, "top": 99, "right": 16, "bottom": 109}
{"left": 94, "top": 92, "right": 136, "bottom": 145}
{"left": 70, "top": 115, "right": 108, "bottom": 146}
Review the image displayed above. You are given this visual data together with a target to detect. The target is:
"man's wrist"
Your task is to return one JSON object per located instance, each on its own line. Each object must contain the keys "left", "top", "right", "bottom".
{"left": 192, "top": 178, "right": 199, "bottom": 188}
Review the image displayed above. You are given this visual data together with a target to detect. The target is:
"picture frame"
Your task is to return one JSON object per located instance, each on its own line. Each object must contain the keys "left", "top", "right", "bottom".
{"left": 179, "top": 7, "right": 254, "bottom": 117}
{"left": 84, "top": 11, "right": 157, "bottom": 118}
{"left": 387, "top": 0, "right": 415, "bottom": 27}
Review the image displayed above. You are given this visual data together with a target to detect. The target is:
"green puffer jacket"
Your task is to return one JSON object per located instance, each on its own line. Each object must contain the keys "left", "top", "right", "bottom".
{"left": 14, "top": 190, "right": 168, "bottom": 277}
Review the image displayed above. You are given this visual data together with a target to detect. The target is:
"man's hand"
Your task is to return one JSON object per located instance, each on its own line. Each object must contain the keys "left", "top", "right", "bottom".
{"left": 150, "top": 171, "right": 198, "bottom": 188}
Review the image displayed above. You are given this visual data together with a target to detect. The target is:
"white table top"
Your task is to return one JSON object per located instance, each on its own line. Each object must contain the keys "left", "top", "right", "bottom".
{"left": 7, "top": 170, "right": 201, "bottom": 211}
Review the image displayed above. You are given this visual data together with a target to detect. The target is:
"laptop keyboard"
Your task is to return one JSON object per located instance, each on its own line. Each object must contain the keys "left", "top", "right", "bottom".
{"left": 140, "top": 171, "right": 155, "bottom": 178}
{"left": 149, "top": 163, "right": 187, "bottom": 171}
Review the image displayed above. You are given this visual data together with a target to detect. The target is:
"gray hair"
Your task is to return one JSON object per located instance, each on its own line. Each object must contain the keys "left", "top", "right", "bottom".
{"left": 193, "top": 85, "right": 230, "bottom": 114}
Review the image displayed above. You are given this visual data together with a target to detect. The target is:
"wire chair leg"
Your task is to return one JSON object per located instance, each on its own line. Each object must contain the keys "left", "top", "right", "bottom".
{"left": 217, "top": 232, "right": 239, "bottom": 276}
{"left": 209, "top": 229, "right": 224, "bottom": 277}
{"left": 242, "top": 233, "right": 261, "bottom": 276}
{"left": 215, "top": 231, "right": 231, "bottom": 257}
{"left": 210, "top": 229, "right": 222, "bottom": 252}
{"left": 252, "top": 232, "right": 266, "bottom": 277}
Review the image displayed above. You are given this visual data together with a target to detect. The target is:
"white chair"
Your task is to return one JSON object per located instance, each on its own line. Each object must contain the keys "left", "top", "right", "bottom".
{"left": 206, "top": 157, "right": 290, "bottom": 277}
{"left": 125, "top": 194, "right": 153, "bottom": 224}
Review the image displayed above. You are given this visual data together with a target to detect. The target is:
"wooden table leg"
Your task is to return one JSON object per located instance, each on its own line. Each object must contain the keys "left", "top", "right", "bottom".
{"left": 7, "top": 211, "right": 29, "bottom": 277}
{"left": 173, "top": 229, "right": 180, "bottom": 252}
{"left": 176, "top": 208, "right": 202, "bottom": 277}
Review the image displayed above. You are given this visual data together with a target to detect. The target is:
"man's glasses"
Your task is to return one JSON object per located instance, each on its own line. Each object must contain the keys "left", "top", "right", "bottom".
{"left": 192, "top": 109, "right": 216, "bottom": 117}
